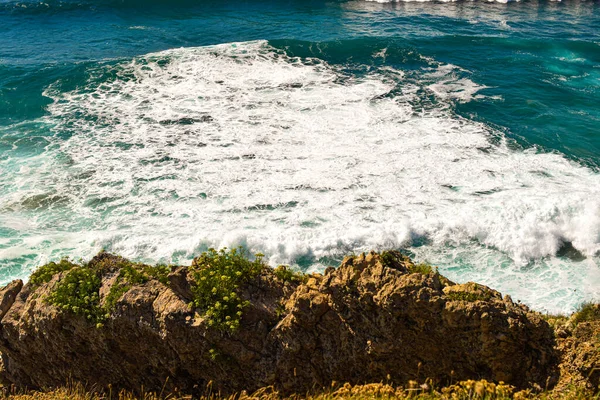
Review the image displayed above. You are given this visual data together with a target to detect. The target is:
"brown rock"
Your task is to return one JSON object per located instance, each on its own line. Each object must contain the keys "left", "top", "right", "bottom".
{"left": 0, "top": 251, "right": 559, "bottom": 394}
{"left": 555, "top": 319, "right": 600, "bottom": 394}
{"left": 270, "top": 251, "right": 557, "bottom": 392}
{"left": 0, "top": 280, "right": 22, "bottom": 322}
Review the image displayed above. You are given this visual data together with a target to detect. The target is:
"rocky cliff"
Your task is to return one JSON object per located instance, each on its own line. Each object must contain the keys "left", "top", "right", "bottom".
{"left": 0, "top": 250, "right": 595, "bottom": 396}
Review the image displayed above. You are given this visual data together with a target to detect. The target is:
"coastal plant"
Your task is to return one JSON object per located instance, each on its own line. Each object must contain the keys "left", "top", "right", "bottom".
{"left": 46, "top": 266, "right": 104, "bottom": 324}
{"left": 189, "top": 247, "right": 266, "bottom": 332}
{"left": 38, "top": 253, "right": 171, "bottom": 327}
{"left": 379, "top": 251, "right": 403, "bottom": 268}
{"left": 408, "top": 263, "right": 436, "bottom": 276}
{"left": 29, "top": 259, "right": 77, "bottom": 286}
{"left": 273, "top": 264, "right": 306, "bottom": 284}
{"left": 380, "top": 251, "right": 437, "bottom": 276}
{"left": 275, "top": 301, "right": 287, "bottom": 319}
{"left": 37, "top": 248, "right": 266, "bottom": 330}
{"left": 540, "top": 312, "right": 569, "bottom": 330}
{"left": 572, "top": 302, "right": 600, "bottom": 326}
{"left": 446, "top": 290, "right": 493, "bottom": 303}
{"left": 208, "top": 347, "right": 221, "bottom": 362}
{"left": 87, "top": 252, "right": 132, "bottom": 273}
{"left": 380, "top": 251, "right": 396, "bottom": 269}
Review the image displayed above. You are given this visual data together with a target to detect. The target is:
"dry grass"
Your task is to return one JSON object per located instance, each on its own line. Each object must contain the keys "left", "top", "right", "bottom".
{"left": 3, "top": 381, "right": 599, "bottom": 400}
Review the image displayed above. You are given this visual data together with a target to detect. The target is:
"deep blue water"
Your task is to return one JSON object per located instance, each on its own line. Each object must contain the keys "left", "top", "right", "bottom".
{"left": 1, "top": 0, "right": 599, "bottom": 312}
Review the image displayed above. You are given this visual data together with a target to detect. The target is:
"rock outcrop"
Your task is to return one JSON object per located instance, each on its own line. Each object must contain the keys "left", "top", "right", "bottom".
{"left": 270, "top": 253, "right": 557, "bottom": 392}
{"left": 0, "top": 251, "right": 561, "bottom": 395}
{"left": 554, "top": 304, "right": 600, "bottom": 393}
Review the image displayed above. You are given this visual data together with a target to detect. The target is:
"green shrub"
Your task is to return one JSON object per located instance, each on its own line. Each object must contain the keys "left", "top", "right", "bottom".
{"left": 47, "top": 267, "right": 104, "bottom": 324}
{"left": 139, "top": 263, "right": 170, "bottom": 285}
{"left": 572, "top": 302, "right": 600, "bottom": 325}
{"left": 30, "top": 259, "right": 77, "bottom": 286}
{"left": 273, "top": 265, "right": 306, "bottom": 284}
{"left": 380, "top": 251, "right": 396, "bottom": 269}
{"left": 189, "top": 247, "right": 266, "bottom": 332}
{"left": 408, "top": 263, "right": 435, "bottom": 275}
{"left": 40, "top": 253, "right": 171, "bottom": 326}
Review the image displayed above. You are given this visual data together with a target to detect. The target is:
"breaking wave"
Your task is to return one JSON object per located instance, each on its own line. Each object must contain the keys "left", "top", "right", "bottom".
{"left": 0, "top": 40, "right": 598, "bottom": 313}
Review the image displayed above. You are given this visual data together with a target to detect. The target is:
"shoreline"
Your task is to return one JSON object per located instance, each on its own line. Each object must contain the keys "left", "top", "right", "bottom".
{"left": 0, "top": 249, "right": 598, "bottom": 398}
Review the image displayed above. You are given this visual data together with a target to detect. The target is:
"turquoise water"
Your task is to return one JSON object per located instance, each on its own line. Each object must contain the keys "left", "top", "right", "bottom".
{"left": 1, "top": 0, "right": 599, "bottom": 313}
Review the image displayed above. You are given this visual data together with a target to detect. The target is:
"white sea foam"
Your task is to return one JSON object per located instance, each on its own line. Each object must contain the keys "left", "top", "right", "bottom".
{"left": 424, "top": 64, "right": 490, "bottom": 102}
{"left": 364, "top": 0, "right": 520, "bottom": 3}
{"left": 1, "top": 40, "right": 599, "bottom": 313}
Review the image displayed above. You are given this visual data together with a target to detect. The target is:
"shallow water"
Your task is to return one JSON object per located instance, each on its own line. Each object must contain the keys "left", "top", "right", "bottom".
{"left": 1, "top": 0, "right": 599, "bottom": 313}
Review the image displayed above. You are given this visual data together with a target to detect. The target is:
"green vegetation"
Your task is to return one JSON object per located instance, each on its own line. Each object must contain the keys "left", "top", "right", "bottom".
{"left": 273, "top": 264, "right": 306, "bottom": 284}
{"left": 380, "top": 250, "right": 417, "bottom": 271}
{"left": 380, "top": 251, "right": 438, "bottom": 276}
{"left": 208, "top": 347, "right": 221, "bottom": 362}
{"left": 572, "top": 302, "right": 600, "bottom": 326}
{"left": 540, "top": 311, "right": 569, "bottom": 330}
{"left": 380, "top": 251, "right": 397, "bottom": 269}
{"left": 408, "top": 263, "right": 436, "bottom": 275}
{"left": 46, "top": 267, "right": 104, "bottom": 324}
{"left": 446, "top": 291, "right": 493, "bottom": 302}
{"left": 31, "top": 247, "right": 272, "bottom": 331}
{"left": 275, "top": 301, "right": 287, "bottom": 319}
{"left": 189, "top": 247, "right": 267, "bottom": 332}
{"left": 32, "top": 254, "right": 171, "bottom": 327}
{"left": 541, "top": 312, "right": 568, "bottom": 321}
{"left": 29, "top": 259, "right": 77, "bottom": 286}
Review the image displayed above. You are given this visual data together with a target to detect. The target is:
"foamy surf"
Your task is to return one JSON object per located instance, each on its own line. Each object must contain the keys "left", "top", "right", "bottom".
{"left": 364, "top": 0, "right": 520, "bottom": 3}
{"left": 0, "top": 40, "right": 598, "bottom": 313}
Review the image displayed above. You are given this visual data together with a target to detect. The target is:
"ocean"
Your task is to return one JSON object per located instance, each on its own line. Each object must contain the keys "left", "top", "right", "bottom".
{"left": 1, "top": 0, "right": 599, "bottom": 313}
